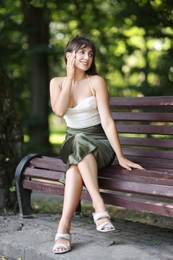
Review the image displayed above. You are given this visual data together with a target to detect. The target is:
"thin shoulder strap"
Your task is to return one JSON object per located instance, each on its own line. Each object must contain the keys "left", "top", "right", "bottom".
{"left": 87, "top": 76, "right": 95, "bottom": 96}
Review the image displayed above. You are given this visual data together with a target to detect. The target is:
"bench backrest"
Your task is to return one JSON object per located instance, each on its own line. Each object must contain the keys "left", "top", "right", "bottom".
{"left": 109, "top": 96, "right": 173, "bottom": 170}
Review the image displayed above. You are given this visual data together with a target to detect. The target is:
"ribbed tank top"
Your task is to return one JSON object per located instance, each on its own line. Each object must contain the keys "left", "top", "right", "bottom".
{"left": 63, "top": 77, "right": 101, "bottom": 129}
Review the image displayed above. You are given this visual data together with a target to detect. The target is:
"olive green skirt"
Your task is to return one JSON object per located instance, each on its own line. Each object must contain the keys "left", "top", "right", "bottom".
{"left": 60, "top": 124, "right": 115, "bottom": 170}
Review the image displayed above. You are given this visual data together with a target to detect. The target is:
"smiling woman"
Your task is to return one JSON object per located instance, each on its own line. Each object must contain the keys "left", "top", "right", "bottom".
{"left": 64, "top": 36, "right": 97, "bottom": 76}
{"left": 49, "top": 35, "right": 143, "bottom": 254}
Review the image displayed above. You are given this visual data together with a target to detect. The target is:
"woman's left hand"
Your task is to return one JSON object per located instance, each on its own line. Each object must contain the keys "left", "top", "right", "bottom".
{"left": 118, "top": 157, "right": 144, "bottom": 171}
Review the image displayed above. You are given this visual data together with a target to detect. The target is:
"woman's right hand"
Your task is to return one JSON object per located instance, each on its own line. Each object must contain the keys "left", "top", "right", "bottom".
{"left": 66, "top": 51, "right": 76, "bottom": 79}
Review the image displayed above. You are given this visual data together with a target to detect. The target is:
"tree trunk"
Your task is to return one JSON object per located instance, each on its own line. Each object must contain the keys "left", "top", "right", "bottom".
{"left": 22, "top": 2, "right": 50, "bottom": 153}
{"left": 0, "top": 66, "right": 23, "bottom": 213}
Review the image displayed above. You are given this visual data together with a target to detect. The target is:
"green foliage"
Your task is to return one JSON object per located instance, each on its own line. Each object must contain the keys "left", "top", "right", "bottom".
{"left": 48, "top": 0, "right": 173, "bottom": 97}
{"left": 1, "top": 0, "right": 172, "bottom": 117}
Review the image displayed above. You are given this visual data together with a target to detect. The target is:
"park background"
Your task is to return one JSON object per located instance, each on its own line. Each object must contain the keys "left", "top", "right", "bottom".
{"left": 0, "top": 0, "right": 173, "bottom": 218}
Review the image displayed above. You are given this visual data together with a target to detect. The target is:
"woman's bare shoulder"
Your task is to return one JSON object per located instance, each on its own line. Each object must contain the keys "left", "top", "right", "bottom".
{"left": 90, "top": 75, "right": 105, "bottom": 83}
{"left": 50, "top": 76, "right": 66, "bottom": 90}
{"left": 50, "top": 76, "right": 65, "bottom": 85}
{"left": 88, "top": 75, "right": 104, "bottom": 81}
{"left": 89, "top": 75, "right": 107, "bottom": 90}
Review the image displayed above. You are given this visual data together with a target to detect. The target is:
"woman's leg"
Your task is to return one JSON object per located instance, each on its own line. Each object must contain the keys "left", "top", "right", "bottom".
{"left": 78, "top": 153, "right": 111, "bottom": 228}
{"left": 54, "top": 165, "right": 83, "bottom": 253}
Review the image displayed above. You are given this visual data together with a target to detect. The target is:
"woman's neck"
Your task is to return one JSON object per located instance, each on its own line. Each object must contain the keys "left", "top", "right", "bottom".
{"left": 74, "top": 73, "right": 87, "bottom": 83}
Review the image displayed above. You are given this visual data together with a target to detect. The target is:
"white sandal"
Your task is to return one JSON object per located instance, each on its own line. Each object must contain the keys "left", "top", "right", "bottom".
{"left": 52, "top": 233, "right": 71, "bottom": 254}
{"left": 93, "top": 211, "right": 115, "bottom": 232}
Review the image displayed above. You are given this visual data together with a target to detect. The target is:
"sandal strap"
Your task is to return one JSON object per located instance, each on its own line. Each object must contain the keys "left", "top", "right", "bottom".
{"left": 96, "top": 221, "right": 115, "bottom": 232}
{"left": 53, "top": 242, "right": 70, "bottom": 252}
{"left": 55, "top": 233, "right": 71, "bottom": 242}
{"left": 93, "top": 211, "right": 110, "bottom": 222}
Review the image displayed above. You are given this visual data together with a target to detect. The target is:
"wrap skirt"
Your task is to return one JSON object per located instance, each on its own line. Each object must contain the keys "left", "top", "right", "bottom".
{"left": 60, "top": 124, "right": 115, "bottom": 170}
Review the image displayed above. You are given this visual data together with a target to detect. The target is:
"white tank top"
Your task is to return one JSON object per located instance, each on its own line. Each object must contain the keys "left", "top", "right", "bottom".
{"left": 63, "top": 77, "right": 101, "bottom": 129}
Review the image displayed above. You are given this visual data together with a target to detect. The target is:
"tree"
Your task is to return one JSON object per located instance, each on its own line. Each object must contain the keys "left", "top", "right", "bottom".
{"left": 0, "top": 0, "right": 25, "bottom": 213}
{"left": 0, "top": 65, "right": 23, "bottom": 213}
{"left": 22, "top": 1, "right": 51, "bottom": 153}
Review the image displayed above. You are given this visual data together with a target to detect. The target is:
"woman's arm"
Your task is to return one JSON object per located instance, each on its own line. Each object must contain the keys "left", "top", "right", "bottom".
{"left": 50, "top": 76, "right": 73, "bottom": 117}
{"left": 93, "top": 76, "right": 143, "bottom": 170}
{"left": 49, "top": 52, "right": 76, "bottom": 117}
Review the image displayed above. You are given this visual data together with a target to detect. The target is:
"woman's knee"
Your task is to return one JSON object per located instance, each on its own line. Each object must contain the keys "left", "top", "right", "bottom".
{"left": 66, "top": 165, "right": 83, "bottom": 182}
{"left": 66, "top": 165, "right": 83, "bottom": 186}
{"left": 67, "top": 164, "right": 80, "bottom": 175}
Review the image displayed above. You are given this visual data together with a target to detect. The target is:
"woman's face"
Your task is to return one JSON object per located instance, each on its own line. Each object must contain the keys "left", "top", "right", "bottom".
{"left": 74, "top": 46, "right": 93, "bottom": 71}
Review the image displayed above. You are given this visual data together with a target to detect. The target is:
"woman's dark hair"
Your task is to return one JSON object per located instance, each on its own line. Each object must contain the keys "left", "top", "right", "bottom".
{"left": 65, "top": 35, "right": 97, "bottom": 75}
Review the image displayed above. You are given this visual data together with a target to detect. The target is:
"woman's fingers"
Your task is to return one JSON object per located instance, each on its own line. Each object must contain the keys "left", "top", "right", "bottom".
{"left": 119, "top": 157, "right": 145, "bottom": 171}
{"left": 66, "top": 51, "right": 76, "bottom": 77}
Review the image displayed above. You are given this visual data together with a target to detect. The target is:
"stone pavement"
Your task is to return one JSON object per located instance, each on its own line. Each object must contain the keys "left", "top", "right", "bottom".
{"left": 0, "top": 213, "right": 173, "bottom": 260}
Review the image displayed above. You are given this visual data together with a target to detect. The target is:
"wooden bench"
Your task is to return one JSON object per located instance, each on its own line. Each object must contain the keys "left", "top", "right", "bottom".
{"left": 15, "top": 96, "right": 173, "bottom": 218}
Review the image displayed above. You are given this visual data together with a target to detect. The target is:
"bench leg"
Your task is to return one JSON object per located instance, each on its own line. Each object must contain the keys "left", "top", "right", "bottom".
{"left": 15, "top": 154, "right": 39, "bottom": 218}
{"left": 16, "top": 182, "right": 33, "bottom": 218}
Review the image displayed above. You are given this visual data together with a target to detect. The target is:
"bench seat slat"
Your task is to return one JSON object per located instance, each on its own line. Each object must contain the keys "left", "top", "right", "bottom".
{"left": 23, "top": 167, "right": 63, "bottom": 181}
{"left": 98, "top": 178, "right": 173, "bottom": 197}
{"left": 99, "top": 168, "right": 173, "bottom": 185}
{"left": 29, "top": 157, "right": 66, "bottom": 172}
{"left": 23, "top": 179, "right": 65, "bottom": 195}
{"left": 23, "top": 166, "right": 173, "bottom": 186}
{"left": 100, "top": 192, "right": 173, "bottom": 217}
{"left": 81, "top": 191, "right": 173, "bottom": 217}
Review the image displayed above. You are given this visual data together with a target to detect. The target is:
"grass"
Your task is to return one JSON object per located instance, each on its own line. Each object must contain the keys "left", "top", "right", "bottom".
{"left": 0, "top": 256, "right": 22, "bottom": 260}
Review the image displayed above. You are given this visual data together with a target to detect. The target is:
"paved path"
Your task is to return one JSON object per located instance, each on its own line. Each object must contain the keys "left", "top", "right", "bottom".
{"left": 0, "top": 214, "right": 173, "bottom": 260}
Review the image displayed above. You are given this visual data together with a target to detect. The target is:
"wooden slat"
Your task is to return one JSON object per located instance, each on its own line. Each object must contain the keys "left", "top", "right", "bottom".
{"left": 30, "top": 157, "right": 66, "bottom": 171}
{"left": 23, "top": 179, "right": 65, "bottom": 195}
{"left": 23, "top": 167, "right": 63, "bottom": 181}
{"left": 99, "top": 168, "right": 173, "bottom": 186}
{"left": 98, "top": 178, "right": 173, "bottom": 198}
{"left": 109, "top": 96, "right": 173, "bottom": 109}
{"left": 119, "top": 136, "right": 173, "bottom": 148}
{"left": 80, "top": 190, "right": 173, "bottom": 217}
{"left": 121, "top": 154, "right": 173, "bottom": 168}
{"left": 117, "top": 124, "right": 173, "bottom": 135}
{"left": 100, "top": 192, "right": 173, "bottom": 217}
{"left": 122, "top": 147, "right": 173, "bottom": 160}
{"left": 112, "top": 112, "right": 173, "bottom": 122}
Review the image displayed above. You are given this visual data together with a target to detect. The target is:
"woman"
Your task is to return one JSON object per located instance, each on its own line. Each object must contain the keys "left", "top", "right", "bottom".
{"left": 50, "top": 35, "right": 143, "bottom": 254}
